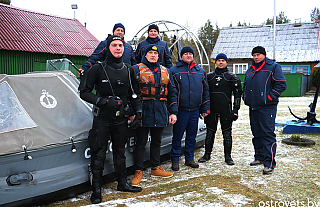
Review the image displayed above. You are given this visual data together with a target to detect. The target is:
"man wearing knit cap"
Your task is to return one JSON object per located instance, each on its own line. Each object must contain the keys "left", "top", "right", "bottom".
{"left": 130, "top": 44, "right": 178, "bottom": 187}
{"left": 79, "top": 35, "right": 142, "bottom": 204}
{"left": 80, "top": 23, "right": 136, "bottom": 72}
{"left": 170, "top": 46, "right": 210, "bottom": 171}
{"left": 198, "top": 53, "right": 242, "bottom": 165}
{"left": 135, "top": 24, "right": 172, "bottom": 68}
{"left": 243, "top": 46, "right": 286, "bottom": 175}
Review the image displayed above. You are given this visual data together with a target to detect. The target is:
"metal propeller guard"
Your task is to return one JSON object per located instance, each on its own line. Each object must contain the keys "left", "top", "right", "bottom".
{"left": 128, "top": 20, "right": 211, "bottom": 72}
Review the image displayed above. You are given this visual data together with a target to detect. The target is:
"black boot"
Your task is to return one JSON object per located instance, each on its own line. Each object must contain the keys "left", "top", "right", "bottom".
{"left": 172, "top": 161, "right": 179, "bottom": 171}
{"left": 225, "top": 154, "right": 234, "bottom": 165}
{"left": 223, "top": 130, "right": 234, "bottom": 165}
{"left": 117, "top": 179, "right": 142, "bottom": 193}
{"left": 90, "top": 170, "right": 103, "bottom": 204}
{"left": 198, "top": 128, "right": 215, "bottom": 163}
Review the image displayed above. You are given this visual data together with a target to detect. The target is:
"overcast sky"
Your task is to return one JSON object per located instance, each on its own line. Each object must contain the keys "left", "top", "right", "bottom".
{"left": 10, "top": 0, "right": 320, "bottom": 41}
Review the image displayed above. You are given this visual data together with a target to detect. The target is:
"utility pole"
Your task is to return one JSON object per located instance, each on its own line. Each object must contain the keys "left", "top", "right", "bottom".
{"left": 273, "top": 0, "right": 276, "bottom": 61}
{"left": 71, "top": 4, "right": 78, "bottom": 19}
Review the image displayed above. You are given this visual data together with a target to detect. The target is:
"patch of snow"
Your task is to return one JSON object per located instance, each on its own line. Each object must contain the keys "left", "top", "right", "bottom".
{"left": 206, "top": 186, "right": 225, "bottom": 194}
{"left": 222, "top": 194, "right": 252, "bottom": 205}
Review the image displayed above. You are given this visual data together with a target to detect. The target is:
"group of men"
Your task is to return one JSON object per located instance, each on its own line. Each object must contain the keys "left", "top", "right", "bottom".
{"left": 79, "top": 23, "right": 287, "bottom": 204}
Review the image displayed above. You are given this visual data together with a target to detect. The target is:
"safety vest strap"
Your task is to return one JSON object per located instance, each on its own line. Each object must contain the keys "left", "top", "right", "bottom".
{"left": 140, "top": 83, "right": 167, "bottom": 100}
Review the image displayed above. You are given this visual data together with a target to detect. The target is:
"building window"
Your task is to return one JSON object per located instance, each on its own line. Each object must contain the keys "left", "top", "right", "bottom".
{"left": 294, "top": 65, "right": 310, "bottom": 74}
{"left": 281, "top": 65, "right": 293, "bottom": 73}
{"left": 233, "top": 63, "right": 248, "bottom": 74}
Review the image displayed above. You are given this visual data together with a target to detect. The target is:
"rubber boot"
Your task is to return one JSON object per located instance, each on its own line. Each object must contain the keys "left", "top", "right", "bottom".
{"left": 90, "top": 170, "right": 103, "bottom": 204}
{"left": 223, "top": 130, "right": 234, "bottom": 165}
{"left": 117, "top": 177, "right": 142, "bottom": 193}
{"left": 198, "top": 128, "right": 215, "bottom": 162}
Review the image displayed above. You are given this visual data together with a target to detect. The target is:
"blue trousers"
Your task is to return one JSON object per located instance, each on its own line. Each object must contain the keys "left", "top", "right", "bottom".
{"left": 170, "top": 110, "right": 199, "bottom": 162}
{"left": 249, "top": 105, "right": 277, "bottom": 168}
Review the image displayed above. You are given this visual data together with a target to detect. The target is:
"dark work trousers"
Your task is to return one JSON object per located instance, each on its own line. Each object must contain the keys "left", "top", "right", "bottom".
{"left": 134, "top": 127, "right": 164, "bottom": 170}
{"left": 170, "top": 110, "right": 199, "bottom": 162}
{"left": 89, "top": 116, "right": 129, "bottom": 183}
{"left": 249, "top": 105, "right": 277, "bottom": 169}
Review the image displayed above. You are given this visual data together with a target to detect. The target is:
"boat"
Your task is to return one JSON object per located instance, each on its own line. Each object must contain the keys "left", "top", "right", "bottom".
{"left": 0, "top": 68, "right": 206, "bottom": 207}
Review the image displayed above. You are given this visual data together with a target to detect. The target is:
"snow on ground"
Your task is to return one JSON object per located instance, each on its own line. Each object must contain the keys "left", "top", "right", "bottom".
{"left": 52, "top": 96, "right": 320, "bottom": 207}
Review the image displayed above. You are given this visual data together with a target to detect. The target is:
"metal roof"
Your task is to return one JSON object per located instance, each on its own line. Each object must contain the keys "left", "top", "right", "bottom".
{"left": 0, "top": 3, "right": 100, "bottom": 57}
{"left": 211, "top": 22, "right": 320, "bottom": 62}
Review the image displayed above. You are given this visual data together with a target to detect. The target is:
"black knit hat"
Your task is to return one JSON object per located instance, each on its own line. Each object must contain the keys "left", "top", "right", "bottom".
{"left": 180, "top": 46, "right": 194, "bottom": 56}
{"left": 252, "top": 46, "right": 266, "bottom": 56}
{"left": 145, "top": 44, "right": 159, "bottom": 54}
{"left": 148, "top": 24, "right": 159, "bottom": 33}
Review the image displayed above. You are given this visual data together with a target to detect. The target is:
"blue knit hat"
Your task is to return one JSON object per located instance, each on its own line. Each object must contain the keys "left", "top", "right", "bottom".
{"left": 113, "top": 23, "right": 125, "bottom": 34}
{"left": 215, "top": 53, "right": 228, "bottom": 63}
{"left": 180, "top": 46, "right": 194, "bottom": 56}
{"left": 145, "top": 44, "right": 159, "bottom": 54}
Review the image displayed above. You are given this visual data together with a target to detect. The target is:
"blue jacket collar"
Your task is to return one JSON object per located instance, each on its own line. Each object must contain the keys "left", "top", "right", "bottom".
{"left": 251, "top": 57, "right": 274, "bottom": 67}
{"left": 175, "top": 60, "right": 199, "bottom": 70}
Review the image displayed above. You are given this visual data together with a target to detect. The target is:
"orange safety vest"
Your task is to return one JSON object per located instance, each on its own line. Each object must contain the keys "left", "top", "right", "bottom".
{"left": 138, "top": 63, "right": 169, "bottom": 101}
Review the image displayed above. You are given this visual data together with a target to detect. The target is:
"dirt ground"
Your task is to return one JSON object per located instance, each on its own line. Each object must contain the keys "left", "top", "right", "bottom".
{"left": 46, "top": 96, "right": 320, "bottom": 207}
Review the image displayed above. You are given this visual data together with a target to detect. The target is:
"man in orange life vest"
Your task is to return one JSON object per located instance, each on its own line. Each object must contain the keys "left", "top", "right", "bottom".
{"left": 130, "top": 44, "right": 178, "bottom": 187}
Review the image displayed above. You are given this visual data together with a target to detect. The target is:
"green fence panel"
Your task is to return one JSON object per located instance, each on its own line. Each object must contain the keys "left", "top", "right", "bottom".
{"left": 236, "top": 73, "right": 308, "bottom": 97}
{"left": 0, "top": 50, "right": 89, "bottom": 76}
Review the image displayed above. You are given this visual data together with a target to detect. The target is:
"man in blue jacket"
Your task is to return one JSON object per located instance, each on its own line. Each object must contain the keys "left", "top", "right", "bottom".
{"left": 80, "top": 23, "right": 135, "bottom": 72}
{"left": 243, "top": 46, "right": 286, "bottom": 175}
{"left": 135, "top": 24, "right": 172, "bottom": 68}
{"left": 170, "top": 46, "right": 210, "bottom": 171}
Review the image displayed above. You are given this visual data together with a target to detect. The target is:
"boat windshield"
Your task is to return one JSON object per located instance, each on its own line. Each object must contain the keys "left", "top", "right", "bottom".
{"left": 0, "top": 81, "right": 37, "bottom": 134}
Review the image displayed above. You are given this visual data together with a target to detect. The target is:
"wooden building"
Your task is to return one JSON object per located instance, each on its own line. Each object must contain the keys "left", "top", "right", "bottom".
{"left": 0, "top": 3, "right": 100, "bottom": 75}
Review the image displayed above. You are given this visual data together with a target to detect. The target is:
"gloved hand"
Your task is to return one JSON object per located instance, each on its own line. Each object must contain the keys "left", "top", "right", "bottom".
{"left": 97, "top": 96, "right": 123, "bottom": 110}
{"left": 107, "top": 96, "right": 123, "bottom": 110}
{"left": 229, "top": 109, "right": 239, "bottom": 121}
{"left": 129, "top": 111, "right": 142, "bottom": 129}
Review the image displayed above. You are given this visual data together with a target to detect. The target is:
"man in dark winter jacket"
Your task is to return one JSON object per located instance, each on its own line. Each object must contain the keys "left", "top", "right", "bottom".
{"left": 198, "top": 53, "right": 242, "bottom": 165}
{"left": 79, "top": 35, "right": 142, "bottom": 204}
{"left": 135, "top": 24, "right": 172, "bottom": 68}
{"left": 170, "top": 46, "right": 210, "bottom": 171}
{"left": 130, "top": 44, "right": 178, "bottom": 187}
{"left": 243, "top": 46, "right": 286, "bottom": 175}
{"left": 80, "top": 23, "right": 136, "bottom": 73}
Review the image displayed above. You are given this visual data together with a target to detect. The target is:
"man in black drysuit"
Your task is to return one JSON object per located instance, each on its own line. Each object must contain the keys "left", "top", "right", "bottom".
{"left": 198, "top": 53, "right": 242, "bottom": 165}
{"left": 79, "top": 35, "right": 142, "bottom": 204}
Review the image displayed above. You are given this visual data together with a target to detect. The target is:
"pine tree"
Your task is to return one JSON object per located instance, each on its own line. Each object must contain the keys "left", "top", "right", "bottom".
{"left": 0, "top": 0, "right": 10, "bottom": 4}
{"left": 198, "top": 19, "right": 220, "bottom": 72}
{"left": 310, "top": 7, "right": 320, "bottom": 21}
{"left": 265, "top": 11, "right": 291, "bottom": 25}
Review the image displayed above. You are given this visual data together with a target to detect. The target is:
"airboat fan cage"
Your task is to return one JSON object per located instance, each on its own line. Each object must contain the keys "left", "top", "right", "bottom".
{"left": 128, "top": 20, "right": 211, "bottom": 72}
